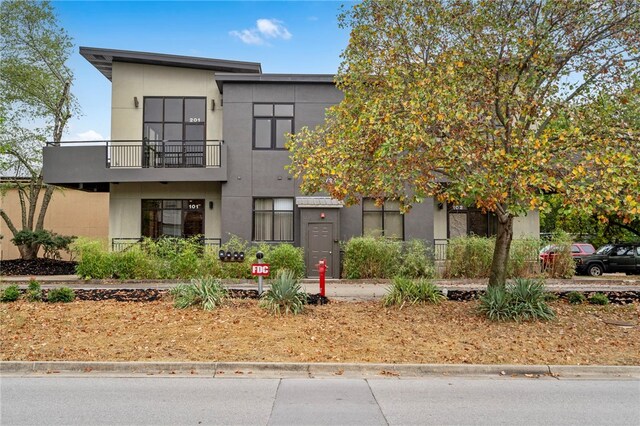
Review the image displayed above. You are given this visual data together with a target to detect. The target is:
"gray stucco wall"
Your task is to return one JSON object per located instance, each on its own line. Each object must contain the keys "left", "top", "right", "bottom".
{"left": 220, "top": 82, "right": 342, "bottom": 244}
{"left": 220, "top": 81, "right": 437, "bottom": 249}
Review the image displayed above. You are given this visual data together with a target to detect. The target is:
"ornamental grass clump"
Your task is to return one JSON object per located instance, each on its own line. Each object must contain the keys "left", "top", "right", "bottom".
{"left": 170, "top": 277, "right": 228, "bottom": 311}
{"left": 478, "top": 278, "right": 555, "bottom": 322}
{"left": 260, "top": 269, "right": 306, "bottom": 315}
{"left": 383, "top": 277, "right": 445, "bottom": 308}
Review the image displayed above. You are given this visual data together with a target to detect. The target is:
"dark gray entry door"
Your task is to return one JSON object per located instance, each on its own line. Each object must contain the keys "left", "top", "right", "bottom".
{"left": 307, "top": 223, "right": 333, "bottom": 278}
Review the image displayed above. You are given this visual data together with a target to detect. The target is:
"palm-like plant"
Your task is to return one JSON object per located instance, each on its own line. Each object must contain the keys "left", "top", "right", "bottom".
{"left": 170, "top": 277, "right": 227, "bottom": 311}
{"left": 260, "top": 269, "right": 306, "bottom": 315}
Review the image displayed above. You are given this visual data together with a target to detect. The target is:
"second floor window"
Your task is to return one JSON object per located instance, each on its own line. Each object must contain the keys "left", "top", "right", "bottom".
{"left": 253, "top": 103, "right": 294, "bottom": 149}
{"left": 362, "top": 198, "right": 404, "bottom": 239}
{"left": 144, "top": 97, "right": 206, "bottom": 142}
{"left": 143, "top": 97, "right": 207, "bottom": 167}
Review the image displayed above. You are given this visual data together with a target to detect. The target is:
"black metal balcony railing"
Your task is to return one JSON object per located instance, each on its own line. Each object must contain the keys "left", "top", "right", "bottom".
{"left": 45, "top": 140, "right": 223, "bottom": 169}
{"left": 109, "top": 140, "right": 222, "bottom": 168}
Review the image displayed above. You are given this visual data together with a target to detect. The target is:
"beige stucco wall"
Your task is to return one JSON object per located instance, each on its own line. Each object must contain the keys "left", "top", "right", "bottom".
{"left": 0, "top": 187, "right": 108, "bottom": 260}
{"left": 432, "top": 200, "right": 540, "bottom": 240}
{"left": 111, "top": 62, "right": 222, "bottom": 141}
{"left": 109, "top": 182, "right": 221, "bottom": 240}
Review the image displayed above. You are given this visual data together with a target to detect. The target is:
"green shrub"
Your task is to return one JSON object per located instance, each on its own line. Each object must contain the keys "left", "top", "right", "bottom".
{"left": 588, "top": 293, "right": 609, "bottom": 305}
{"left": 47, "top": 287, "right": 75, "bottom": 303}
{"left": 260, "top": 269, "right": 306, "bottom": 315}
{"left": 342, "top": 236, "right": 401, "bottom": 279}
{"left": 11, "top": 229, "right": 76, "bottom": 259}
{"left": 170, "top": 277, "right": 228, "bottom": 311}
{"left": 267, "top": 244, "right": 305, "bottom": 278}
{"left": 218, "top": 235, "right": 257, "bottom": 279}
{"left": 0, "top": 285, "right": 21, "bottom": 302}
{"left": 508, "top": 238, "right": 541, "bottom": 278}
{"left": 398, "top": 239, "right": 435, "bottom": 279}
{"left": 383, "top": 277, "right": 445, "bottom": 307}
{"left": 444, "top": 236, "right": 542, "bottom": 279}
{"left": 478, "top": 279, "right": 555, "bottom": 321}
{"left": 74, "top": 238, "right": 114, "bottom": 279}
{"left": 567, "top": 291, "right": 586, "bottom": 305}
{"left": 444, "top": 236, "right": 494, "bottom": 278}
{"left": 26, "top": 279, "right": 42, "bottom": 302}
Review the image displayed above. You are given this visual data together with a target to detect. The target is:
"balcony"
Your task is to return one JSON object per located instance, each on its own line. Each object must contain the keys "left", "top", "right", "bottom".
{"left": 43, "top": 140, "right": 227, "bottom": 189}
{"left": 109, "top": 140, "right": 221, "bottom": 168}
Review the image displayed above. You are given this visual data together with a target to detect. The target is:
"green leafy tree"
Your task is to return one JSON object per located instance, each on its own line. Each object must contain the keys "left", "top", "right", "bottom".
{"left": 288, "top": 0, "right": 640, "bottom": 287}
{"left": 0, "top": 0, "right": 78, "bottom": 259}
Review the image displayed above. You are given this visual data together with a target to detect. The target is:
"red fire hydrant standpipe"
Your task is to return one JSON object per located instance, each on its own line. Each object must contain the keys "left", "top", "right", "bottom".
{"left": 316, "top": 259, "right": 327, "bottom": 297}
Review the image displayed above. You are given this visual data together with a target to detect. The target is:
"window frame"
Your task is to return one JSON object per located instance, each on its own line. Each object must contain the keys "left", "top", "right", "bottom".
{"left": 252, "top": 103, "right": 295, "bottom": 150}
{"left": 252, "top": 197, "right": 295, "bottom": 242}
{"left": 142, "top": 96, "right": 207, "bottom": 142}
{"left": 446, "top": 204, "right": 498, "bottom": 238}
{"left": 141, "top": 199, "right": 205, "bottom": 239}
{"left": 362, "top": 198, "right": 405, "bottom": 240}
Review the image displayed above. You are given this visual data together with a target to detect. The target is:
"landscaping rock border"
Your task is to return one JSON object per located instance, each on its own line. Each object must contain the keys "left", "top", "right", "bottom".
{"left": 11, "top": 288, "right": 638, "bottom": 304}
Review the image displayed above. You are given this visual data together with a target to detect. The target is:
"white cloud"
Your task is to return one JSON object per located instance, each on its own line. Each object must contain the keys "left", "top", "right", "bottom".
{"left": 256, "top": 19, "right": 292, "bottom": 40}
{"left": 77, "top": 130, "right": 104, "bottom": 141}
{"left": 229, "top": 29, "right": 265, "bottom": 46}
{"left": 230, "top": 18, "right": 292, "bottom": 45}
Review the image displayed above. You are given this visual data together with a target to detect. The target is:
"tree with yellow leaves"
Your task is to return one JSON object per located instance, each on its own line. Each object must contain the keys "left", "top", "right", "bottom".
{"left": 289, "top": 0, "right": 640, "bottom": 287}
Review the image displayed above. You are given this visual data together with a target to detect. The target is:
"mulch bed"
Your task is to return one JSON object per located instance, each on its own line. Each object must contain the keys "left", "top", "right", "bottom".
{"left": 2, "top": 299, "right": 638, "bottom": 365}
{"left": 0, "top": 259, "right": 77, "bottom": 276}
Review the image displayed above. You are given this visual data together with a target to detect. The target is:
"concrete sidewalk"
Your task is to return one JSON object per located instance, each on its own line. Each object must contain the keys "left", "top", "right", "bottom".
{"left": 1, "top": 275, "right": 639, "bottom": 300}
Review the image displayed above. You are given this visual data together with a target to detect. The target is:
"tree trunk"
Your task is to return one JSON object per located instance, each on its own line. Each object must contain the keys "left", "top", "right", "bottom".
{"left": 18, "top": 243, "right": 39, "bottom": 260}
{"left": 488, "top": 215, "right": 514, "bottom": 288}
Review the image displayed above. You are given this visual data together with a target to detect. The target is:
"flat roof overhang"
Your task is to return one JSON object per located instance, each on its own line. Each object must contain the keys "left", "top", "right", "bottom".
{"left": 215, "top": 73, "right": 335, "bottom": 93}
{"left": 80, "top": 47, "right": 262, "bottom": 81}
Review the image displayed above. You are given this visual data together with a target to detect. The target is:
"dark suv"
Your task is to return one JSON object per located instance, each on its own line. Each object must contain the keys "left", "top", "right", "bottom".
{"left": 576, "top": 243, "right": 640, "bottom": 276}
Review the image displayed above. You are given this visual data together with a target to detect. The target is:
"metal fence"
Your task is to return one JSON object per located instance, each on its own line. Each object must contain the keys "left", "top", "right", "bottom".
{"left": 111, "top": 237, "right": 222, "bottom": 252}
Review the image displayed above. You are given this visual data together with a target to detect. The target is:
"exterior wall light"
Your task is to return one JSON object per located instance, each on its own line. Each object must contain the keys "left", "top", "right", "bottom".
{"left": 134, "top": 96, "right": 139, "bottom": 108}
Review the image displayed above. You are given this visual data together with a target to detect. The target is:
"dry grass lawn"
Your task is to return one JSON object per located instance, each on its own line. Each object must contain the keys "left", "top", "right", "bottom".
{"left": 1, "top": 299, "right": 639, "bottom": 365}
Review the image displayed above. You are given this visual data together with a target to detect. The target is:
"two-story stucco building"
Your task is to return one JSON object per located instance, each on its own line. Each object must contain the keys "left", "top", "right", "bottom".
{"left": 43, "top": 47, "right": 539, "bottom": 277}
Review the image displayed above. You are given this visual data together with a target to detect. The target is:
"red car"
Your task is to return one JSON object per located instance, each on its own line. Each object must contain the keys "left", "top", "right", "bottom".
{"left": 539, "top": 243, "right": 596, "bottom": 269}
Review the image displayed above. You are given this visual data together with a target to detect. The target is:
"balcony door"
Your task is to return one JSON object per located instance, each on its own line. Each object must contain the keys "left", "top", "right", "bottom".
{"left": 143, "top": 97, "right": 206, "bottom": 167}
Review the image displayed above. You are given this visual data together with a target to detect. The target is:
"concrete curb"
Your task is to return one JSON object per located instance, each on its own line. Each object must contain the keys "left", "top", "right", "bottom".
{"left": 2, "top": 361, "right": 638, "bottom": 379}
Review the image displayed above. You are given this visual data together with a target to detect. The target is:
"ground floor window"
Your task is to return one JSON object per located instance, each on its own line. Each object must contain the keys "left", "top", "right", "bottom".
{"left": 362, "top": 198, "right": 404, "bottom": 239}
{"left": 447, "top": 205, "right": 497, "bottom": 238}
{"left": 141, "top": 199, "right": 204, "bottom": 238}
{"left": 253, "top": 198, "right": 294, "bottom": 241}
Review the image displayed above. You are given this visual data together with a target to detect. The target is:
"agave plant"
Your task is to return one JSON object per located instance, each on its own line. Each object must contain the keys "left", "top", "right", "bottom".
{"left": 260, "top": 269, "right": 306, "bottom": 315}
{"left": 383, "top": 277, "right": 445, "bottom": 308}
{"left": 170, "top": 277, "right": 227, "bottom": 311}
{"left": 478, "top": 278, "right": 555, "bottom": 321}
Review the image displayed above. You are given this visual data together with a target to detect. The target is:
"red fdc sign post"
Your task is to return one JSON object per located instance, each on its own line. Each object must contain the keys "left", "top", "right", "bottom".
{"left": 251, "top": 264, "right": 270, "bottom": 276}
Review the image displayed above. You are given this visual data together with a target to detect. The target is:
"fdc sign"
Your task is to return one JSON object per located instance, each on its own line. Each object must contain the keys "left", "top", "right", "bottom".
{"left": 251, "top": 264, "right": 270, "bottom": 276}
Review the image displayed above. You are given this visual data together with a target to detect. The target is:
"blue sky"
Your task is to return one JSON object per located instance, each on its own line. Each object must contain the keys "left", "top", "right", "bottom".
{"left": 53, "top": 1, "right": 353, "bottom": 141}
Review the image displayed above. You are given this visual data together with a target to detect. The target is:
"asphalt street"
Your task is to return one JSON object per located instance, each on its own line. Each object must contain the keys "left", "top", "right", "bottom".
{"left": 1, "top": 376, "right": 639, "bottom": 425}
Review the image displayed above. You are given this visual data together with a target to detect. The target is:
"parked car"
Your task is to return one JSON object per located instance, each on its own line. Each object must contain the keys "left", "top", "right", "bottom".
{"left": 575, "top": 243, "right": 640, "bottom": 276}
{"left": 539, "top": 243, "right": 596, "bottom": 269}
